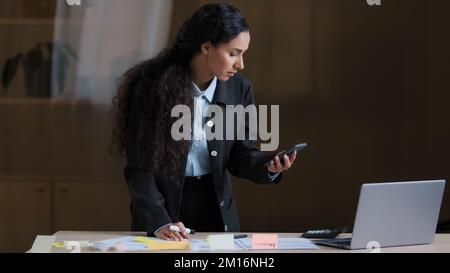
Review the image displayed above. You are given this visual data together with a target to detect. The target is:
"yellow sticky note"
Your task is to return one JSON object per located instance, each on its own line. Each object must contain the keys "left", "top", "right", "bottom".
{"left": 147, "top": 239, "right": 190, "bottom": 250}
{"left": 134, "top": 236, "right": 152, "bottom": 244}
{"left": 52, "top": 242, "right": 65, "bottom": 248}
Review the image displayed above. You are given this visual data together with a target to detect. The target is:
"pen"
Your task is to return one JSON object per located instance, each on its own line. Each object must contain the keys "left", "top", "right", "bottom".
{"left": 233, "top": 234, "right": 248, "bottom": 239}
{"left": 169, "top": 225, "right": 196, "bottom": 234}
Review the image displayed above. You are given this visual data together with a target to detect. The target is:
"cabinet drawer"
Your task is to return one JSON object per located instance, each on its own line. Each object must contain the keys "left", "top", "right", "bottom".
{"left": 54, "top": 181, "right": 130, "bottom": 231}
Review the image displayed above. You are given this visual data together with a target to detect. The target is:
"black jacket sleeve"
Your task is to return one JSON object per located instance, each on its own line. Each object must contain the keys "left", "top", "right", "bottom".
{"left": 227, "top": 81, "right": 282, "bottom": 184}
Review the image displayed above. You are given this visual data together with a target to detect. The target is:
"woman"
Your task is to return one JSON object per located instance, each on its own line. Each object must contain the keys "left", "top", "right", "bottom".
{"left": 112, "top": 4, "right": 297, "bottom": 241}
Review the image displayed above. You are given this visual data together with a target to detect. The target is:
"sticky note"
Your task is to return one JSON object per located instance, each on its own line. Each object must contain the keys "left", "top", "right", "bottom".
{"left": 207, "top": 234, "right": 235, "bottom": 250}
{"left": 146, "top": 239, "right": 190, "bottom": 250}
{"left": 52, "top": 242, "right": 65, "bottom": 248}
{"left": 134, "top": 236, "right": 152, "bottom": 244}
{"left": 252, "top": 234, "right": 278, "bottom": 249}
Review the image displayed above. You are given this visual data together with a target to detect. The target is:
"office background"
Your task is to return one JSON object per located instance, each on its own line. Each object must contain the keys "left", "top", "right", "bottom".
{"left": 0, "top": 0, "right": 449, "bottom": 252}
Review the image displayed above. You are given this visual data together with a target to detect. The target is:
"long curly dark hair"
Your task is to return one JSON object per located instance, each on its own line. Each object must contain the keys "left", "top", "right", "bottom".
{"left": 111, "top": 4, "right": 250, "bottom": 178}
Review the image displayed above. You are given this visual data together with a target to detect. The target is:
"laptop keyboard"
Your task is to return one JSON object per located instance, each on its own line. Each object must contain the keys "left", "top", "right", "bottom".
{"left": 316, "top": 238, "right": 352, "bottom": 245}
{"left": 332, "top": 238, "right": 351, "bottom": 245}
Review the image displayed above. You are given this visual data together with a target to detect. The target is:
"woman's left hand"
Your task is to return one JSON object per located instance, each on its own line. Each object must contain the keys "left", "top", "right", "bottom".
{"left": 267, "top": 151, "right": 297, "bottom": 173}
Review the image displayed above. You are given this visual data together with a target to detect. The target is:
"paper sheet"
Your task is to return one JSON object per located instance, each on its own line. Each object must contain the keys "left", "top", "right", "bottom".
{"left": 235, "top": 237, "right": 319, "bottom": 250}
{"left": 29, "top": 235, "right": 56, "bottom": 253}
{"left": 190, "top": 237, "right": 319, "bottom": 251}
{"left": 190, "top": 239, "right": 210, "bottom": 251}
{"left": 92, "top": 236, "right": 190, "bottom": 251}
{"left": 207, "top": 234, "right": 235, "bottom": 250}
{"left": 91, "top": 236, "right": 147, "bottom": 251}
{"left": 88, "top": 235, "right": 319, "bottom": 252}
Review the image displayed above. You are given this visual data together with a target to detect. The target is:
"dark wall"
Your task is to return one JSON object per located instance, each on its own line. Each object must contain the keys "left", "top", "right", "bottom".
{"left": 171, "top": 0, "right": 450, "bottom": 232}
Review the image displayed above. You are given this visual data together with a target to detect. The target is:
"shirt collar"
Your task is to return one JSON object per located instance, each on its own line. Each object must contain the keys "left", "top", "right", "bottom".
{"left": 192, "top": 76, "right": 217, "bottom": 103}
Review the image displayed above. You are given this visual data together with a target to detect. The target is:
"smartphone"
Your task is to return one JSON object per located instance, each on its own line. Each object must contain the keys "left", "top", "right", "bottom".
{"left": 264, "top": 143, "right": 307, "bottom": 167}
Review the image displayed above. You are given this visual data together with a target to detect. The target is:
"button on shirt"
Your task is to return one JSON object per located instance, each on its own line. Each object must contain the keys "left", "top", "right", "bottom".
{"left": 184, "top": 77, "right": 217, "bottom": 177}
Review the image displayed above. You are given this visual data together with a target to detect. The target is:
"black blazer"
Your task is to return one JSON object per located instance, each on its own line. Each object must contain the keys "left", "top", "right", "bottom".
{"left": 124, "top": 73, "right": 282, "bottom": 235}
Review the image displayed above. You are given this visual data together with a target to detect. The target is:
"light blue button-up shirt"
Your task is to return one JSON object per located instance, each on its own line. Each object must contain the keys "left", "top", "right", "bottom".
{"left": 184, "top": 77, "right": 217, "bottom": 176}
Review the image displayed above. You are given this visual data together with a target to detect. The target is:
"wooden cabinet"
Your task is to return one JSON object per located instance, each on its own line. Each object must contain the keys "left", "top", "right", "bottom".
{"left": 0, "top": 178, "right": 131, "bottom": 252}
{"left": 53, "top": 180, "right": 130, "bottom": 231}
{"left": 0, "top": 179, "right": 51, "bottom": 253}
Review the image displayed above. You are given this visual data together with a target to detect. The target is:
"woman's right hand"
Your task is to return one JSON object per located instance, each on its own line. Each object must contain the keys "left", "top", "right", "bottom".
{"left": 155, "top": 222, "right": 190, "bottom": 241}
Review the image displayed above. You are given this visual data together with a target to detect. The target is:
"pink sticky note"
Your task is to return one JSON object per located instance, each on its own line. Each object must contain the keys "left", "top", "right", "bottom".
{"left": 252, "top": 234, "right": 278, "bottom": 249}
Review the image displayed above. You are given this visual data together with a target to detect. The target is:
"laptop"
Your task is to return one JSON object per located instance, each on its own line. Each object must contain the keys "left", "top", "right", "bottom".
{"left": 315, "top": 180, "right": 446, "bottom": 250}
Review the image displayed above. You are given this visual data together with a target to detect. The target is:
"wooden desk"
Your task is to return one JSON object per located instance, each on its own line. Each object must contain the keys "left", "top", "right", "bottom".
{"left": 29, "top": 231, "right": 450, "bottom": 253}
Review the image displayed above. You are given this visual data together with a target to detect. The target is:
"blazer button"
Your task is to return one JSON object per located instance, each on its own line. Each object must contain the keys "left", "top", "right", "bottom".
{"left": 220, "top": 201, "right": 225, "bottom": 207}
{"left": 207, "top": 120, "right": 214, "bottom": 127}
{"left": 224, "top": 225, "right": 228, "bottom": 232}
{"left": 211, "top": 150, "right": 217, "bottom": 157}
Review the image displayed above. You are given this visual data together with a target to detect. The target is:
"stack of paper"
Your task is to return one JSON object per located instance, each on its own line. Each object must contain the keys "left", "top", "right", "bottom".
{"left": 235, "top": 237, "right": 319, "bottom": 250}
{"left": 91, "top": 236, "right": 190, "bottom": 251}
{"left": 91, "top": 236, "right": 148, "bottom": 251}
{"left": 88, "top": 235, "right": 319, "bottom": 252}
{"left": 190, "top": 237, "right": 319, "bottom": 251}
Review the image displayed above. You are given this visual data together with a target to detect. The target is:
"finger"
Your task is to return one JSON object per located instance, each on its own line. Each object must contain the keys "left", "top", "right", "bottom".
{"left": 283, "top": 155, "right": 291, "bottom": 170}
{"left": 172, "top": 231, "right": 183, "bottom": 241}
{"left": 267, "top": 160, "right": 276, "bottom": 172}
{"left": 155, "top": 231, "right": 165, "bottom": 240}
{"left": 169, "top": 232, "right": 180, "bottom": 241}
{"left": 158, "top": 230, "right": 171, "bottom": 240}
{"left": 176, "top": 222, "right": 187, "bottom": 233}
{"left": 164, "top": 228, "right": 179, "bottom": 241}
{"left": 290, "top": 151, "right": 297, "bottom": 162}
{"left": 176, "top": 222, "right": 189, "bottom": 239}
{"left": 274, "top": 156, "right": 283, "bottom": 171}
{"left": 176, "top": 222, "right": 185, "bottom": 229}
{"left": 173, "top": 230, "right": 184, "bottom": 241}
